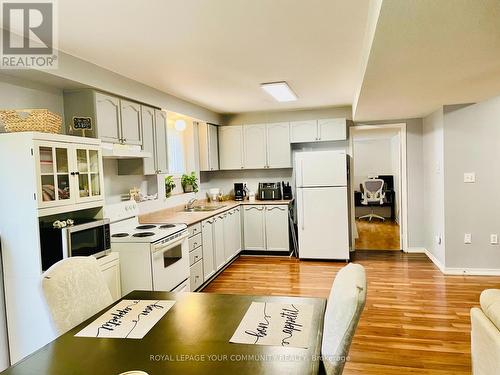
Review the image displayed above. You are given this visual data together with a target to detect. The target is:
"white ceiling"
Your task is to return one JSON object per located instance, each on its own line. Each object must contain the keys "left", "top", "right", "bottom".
{"left": 353, "top": 0, "right": 500, "bottom": 121}
{"left": 58, "top": 0, "right": 371, "bottom": 114}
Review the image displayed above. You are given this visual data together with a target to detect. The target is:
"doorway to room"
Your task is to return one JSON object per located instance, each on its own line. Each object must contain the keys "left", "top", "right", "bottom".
{"left": 350, "top": 124, "right": 407, "bottom": 251}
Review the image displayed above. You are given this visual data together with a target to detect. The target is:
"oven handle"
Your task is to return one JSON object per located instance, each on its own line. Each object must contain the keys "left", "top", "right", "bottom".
{"left": 152, "top": 232, "right": 189, "bottom": 254}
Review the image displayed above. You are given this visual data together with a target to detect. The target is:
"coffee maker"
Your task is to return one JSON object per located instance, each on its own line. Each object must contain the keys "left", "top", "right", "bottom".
{"left": 234, "top": 183, "right": 246, "bottom": 201}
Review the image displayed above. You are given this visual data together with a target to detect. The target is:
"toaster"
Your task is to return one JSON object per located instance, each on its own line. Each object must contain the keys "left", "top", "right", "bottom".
{"left": 258, "top": 182, "right": 282, "bottom": 200}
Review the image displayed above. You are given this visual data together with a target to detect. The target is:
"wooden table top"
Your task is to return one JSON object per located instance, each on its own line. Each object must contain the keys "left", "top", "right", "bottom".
{"left": 2, "top": 291, "right": 326, "bottom": 375}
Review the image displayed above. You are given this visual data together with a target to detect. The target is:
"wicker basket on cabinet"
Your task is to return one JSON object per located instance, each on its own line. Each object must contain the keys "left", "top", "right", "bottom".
{"left": 0, "top": 109, "right": 62, "bottom": 134}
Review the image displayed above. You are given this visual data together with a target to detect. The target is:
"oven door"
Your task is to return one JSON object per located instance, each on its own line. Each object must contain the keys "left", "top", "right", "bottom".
{"left": 151, "top": 231, "right": 189, "bottom": 292}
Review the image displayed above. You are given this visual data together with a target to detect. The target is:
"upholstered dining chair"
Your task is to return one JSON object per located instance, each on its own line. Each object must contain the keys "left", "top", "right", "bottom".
{"left": 321, "top": 263, "right": 367, "bottom": 375}
{"left": 42, "top": 256, "right": 113, "bottom": 335}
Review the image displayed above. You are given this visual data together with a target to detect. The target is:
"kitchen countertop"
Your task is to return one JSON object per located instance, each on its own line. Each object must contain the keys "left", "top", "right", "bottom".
{"left": 140, "top": 199, "right": 293, "bottom": 226}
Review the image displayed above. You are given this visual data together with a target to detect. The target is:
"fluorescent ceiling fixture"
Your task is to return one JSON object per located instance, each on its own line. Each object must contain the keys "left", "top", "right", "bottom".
{"left": 175, "top": 119, "right": 186, "bottom": 131}
{"left": 261, "top": 82, "right": 297, "bottom": 102}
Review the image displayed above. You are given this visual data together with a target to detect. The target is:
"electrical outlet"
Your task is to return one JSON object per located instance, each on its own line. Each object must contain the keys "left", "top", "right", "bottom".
{"left": 464, "top": 233, "right": 472, "bottom": 244}
{"left": 464, "top": 172, "right": 476, "bottom": 183}
{"left": 491, "top": 234, "right": 499, "bottom": 245}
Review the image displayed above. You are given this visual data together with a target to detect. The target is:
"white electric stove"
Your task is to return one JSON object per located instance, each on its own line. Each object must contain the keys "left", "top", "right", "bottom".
{"left": 104, "top": 200, "right": 190, "bottom": 294}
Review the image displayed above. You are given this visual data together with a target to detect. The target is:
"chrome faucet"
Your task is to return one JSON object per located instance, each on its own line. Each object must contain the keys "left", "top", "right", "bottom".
{"left": 185, "top": 198, "right": 198, "bottom": 210}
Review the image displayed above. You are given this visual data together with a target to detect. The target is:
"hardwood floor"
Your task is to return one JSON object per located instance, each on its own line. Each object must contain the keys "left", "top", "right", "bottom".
{"left": 203, "top": 251, "right": 500, "bottom": 374}
{"left": 355, "top": 219, "right": 400, "bottom": 250}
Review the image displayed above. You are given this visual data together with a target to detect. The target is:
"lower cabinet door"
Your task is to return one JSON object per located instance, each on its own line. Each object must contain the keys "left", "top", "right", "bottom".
{"left": 214, "top": 215, "right": 226, "bottom": 270}
{"left": 223, "top": 211, "right": 234, "bottom": 261}
{"left": 202, "top": 219, "right": 216, "bottom": 280}
{"left": 265, "top": 205, "right": 289, "bottom": 251}
{"left": 233, "top": 208, "right": 242, "bottom": 256}
{"left": 243, "top": 206, "right": 266, "bottom": 250}
{"left": 99, "top": 258, "right": 122, "bottom": 301}
{"left": 190, "top": 259, "right": 204, "bottom": 291}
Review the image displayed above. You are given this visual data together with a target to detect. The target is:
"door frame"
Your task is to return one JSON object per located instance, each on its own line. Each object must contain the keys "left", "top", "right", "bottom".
{"left": 348, "top": 123, "right": 408, "bottom": 252}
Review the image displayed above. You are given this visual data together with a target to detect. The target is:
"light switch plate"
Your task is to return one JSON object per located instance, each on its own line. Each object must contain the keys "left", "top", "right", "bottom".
{"left": 464, "top": 172, "right": 476, "bottom": 183}
{"left": 464, "top": 233, "right": 472, "bottom": 244}
{"left": 491, "top": 234, "right": 499, "bottom": 245}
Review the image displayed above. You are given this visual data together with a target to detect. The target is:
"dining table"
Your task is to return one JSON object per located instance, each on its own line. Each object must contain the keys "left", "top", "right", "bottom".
{"left": 1, "top": 291, "right": 327, "bottom": 375}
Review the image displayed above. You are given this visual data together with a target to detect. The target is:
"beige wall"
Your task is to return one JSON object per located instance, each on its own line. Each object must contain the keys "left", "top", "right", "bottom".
{"left": 443, "top": 98, "right": 500, "bottom": 269}
{"left": 222, "top": 106, "right": 352, "bottom": 125}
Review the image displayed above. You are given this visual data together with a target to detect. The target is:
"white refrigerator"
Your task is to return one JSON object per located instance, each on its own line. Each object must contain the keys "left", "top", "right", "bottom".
{"left": 296, "top": 150, "right": 350, "bottom": 260}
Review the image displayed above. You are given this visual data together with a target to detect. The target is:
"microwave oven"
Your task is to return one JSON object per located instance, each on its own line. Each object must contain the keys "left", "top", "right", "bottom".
{"left": 39, "top": 218, "right": 111, "bottom": 271}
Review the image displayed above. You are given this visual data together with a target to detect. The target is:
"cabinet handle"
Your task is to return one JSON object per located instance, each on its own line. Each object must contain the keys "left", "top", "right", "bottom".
{"left": 195, "top": 255, "right": 199, "bottom": 260}
{"left": 193, "top": 242, "right": 198, "bottom": 247}
{"left": 122, "top": 138, "right": 127, "bottom": 142}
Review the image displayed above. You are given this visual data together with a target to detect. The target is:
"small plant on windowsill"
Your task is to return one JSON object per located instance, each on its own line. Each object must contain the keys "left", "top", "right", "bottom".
{"left": 181, "top": 171, "right": 199, "bottom": 193}
{"left": 165, "top": 175, "right": 176, "bottom": 198}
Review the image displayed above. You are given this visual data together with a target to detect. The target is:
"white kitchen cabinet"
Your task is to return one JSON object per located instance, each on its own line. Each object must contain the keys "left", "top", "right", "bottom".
{"left": 198, "top": 122, "right": 219, "bottom": 171}
{"left": 290, "top": 118, "right": 347, "bottom": 143}
{"left": 224, "top": 207, "right": 242, "bottom": 261}
{"left": 34, "top": 141, "right": 104, "bottom": 210}
{"left": 202, "top": 218, "right": 216, "bottom": 280}
{"left": 120, "top": 100, "right": 142, "bottom": 145}
{"left": 266, "top": 122, "right": 291, "bottom": 168}
{"left": 290, "top": 120, "right": 317, "bottom": 143}
{"left": 141, "top": 106, "right": 168, "bottom": 175}
{"left": 95, "top": 92, "right": 121, "bottom": 143}
{"left": 154, "top": 109, "right": 168, "bottom": 174}
{"left": 244, "top": 124, "right": 267, "bottom": 169}
{"left": 190, "top": 260, "right": 204, "bottom": 291}
{"left": 141, "top": 106, "right": 156, "bottom": 175}
{"left": 264, "top": 205, "right": 289, "bottom": 251}
{"left": 98, "top": 253, "right": 122, "bottom": 302}
{"left": 243, "top": 205, "right": 266, "bottom": 250}
{"left": 243, "top": 204, "right": 289, "bottom": 251}
{"left": 317, "top": 118, "right": 347, "bottom": 141}
{"left": 219, "top": 125, "right": 244, "bottom": 170}
{"left": 214, "top": 214, "right": 226, "bottom": 270}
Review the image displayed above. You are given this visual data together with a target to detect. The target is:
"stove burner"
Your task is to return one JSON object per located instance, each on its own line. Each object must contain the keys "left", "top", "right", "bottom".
{"left": 160, "top": 224, "right": 176, "bottom": 229}
{"left": 112, "top": 233, "right": 129, "bottom": 238}
{"left": 136, "top": 225, "right": 156, "bottom": 230}
{"left": 132, "top": 232, "right": 155, "bottom": 238}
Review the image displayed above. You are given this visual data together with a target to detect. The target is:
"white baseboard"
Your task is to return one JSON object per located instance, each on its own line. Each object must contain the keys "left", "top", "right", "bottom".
{"left": 420, "top": 249, "right": 500, "bottom": 276}
{"left": 443, "top": 268, "right": 500, "bottom": 276}
{"left": 406, "top": 247, "right": 426, "bottom": 253}
{"left": 423, "top": 249, "right": 446, "bottom": 273}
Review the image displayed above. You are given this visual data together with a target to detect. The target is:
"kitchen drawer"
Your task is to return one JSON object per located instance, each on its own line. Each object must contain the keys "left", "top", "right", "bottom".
{"left": 189, "top": 246, "right": 203, "bottom": 266}
{"left": 190, "top": 259, "right": 204, "bottom": 291}
{"left": 188, "top": 223, "right": 201, "bottom": 237}
{"left": 189, "top": 233, "right": 202, "bottom": 252}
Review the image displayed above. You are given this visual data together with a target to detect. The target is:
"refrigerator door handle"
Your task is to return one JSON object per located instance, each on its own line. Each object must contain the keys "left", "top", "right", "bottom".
{"left": 300, "top": 159, "right": 304, "bottom": 188}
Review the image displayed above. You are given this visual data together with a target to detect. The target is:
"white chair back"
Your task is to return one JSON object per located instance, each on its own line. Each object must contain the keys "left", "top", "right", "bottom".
{"left": 42, "top": 256, "right": 113, "bottom": 335}
{"left": 361, "top": 179, "right": 385, "bottom": 205}
{"left": 321, "top": 263, "right": 367, "bottom": 375}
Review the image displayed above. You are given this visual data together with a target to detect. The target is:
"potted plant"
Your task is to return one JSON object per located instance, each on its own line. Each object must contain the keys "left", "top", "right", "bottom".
{"left": 181, "top": 171, "right": 199, "bottom": 193}
{"left": 165, "top": 175, "right": 176, "bottom": 198}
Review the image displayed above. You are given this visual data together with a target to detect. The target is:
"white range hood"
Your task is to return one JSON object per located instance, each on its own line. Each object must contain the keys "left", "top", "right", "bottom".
{"left": 101, "top": 142, "right": 152, "bottom": 159}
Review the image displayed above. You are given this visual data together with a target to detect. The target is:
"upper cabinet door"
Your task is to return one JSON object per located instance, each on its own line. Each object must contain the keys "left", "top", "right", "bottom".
{"left": 95, "top": 93, "right": 121, "bottom": 143}
{"left": 219, "top": 125, "right": 243, "bottom": 170}
{"left": 243, "top": 124, "right": 267, "bottom": 169}
{"left": 290, "top": 120, "right": 317, "bottom": 143}
{"left": 266, "top": 122, "right": 291, "bottom": 168}
{"left": 74, "top": 145, "right": 104, "bottom": 203}
{"left": 141, "top": 106, "right": 156, "bottom": 175}
{"left": 120, "top": 100, "right": 142, "bottom": 145}
{"left": 35, "top": 142, "right": 73, "bottom": 208}
{"left": 208, "top": 124, "right": 219, "bottom": 170}
{"left": 154, "top": 110, "right": 168, "bottom": 174}
{"left": 198, "top": 122, "right": 210, "bottom": 171}
{"left": 317, "top": 118, "right": 347, "bottom": 141}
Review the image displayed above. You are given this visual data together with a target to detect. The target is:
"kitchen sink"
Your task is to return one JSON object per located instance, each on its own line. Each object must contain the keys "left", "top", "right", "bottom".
{"left": 184, "top": 205, "right": 226, "bottom": 212}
